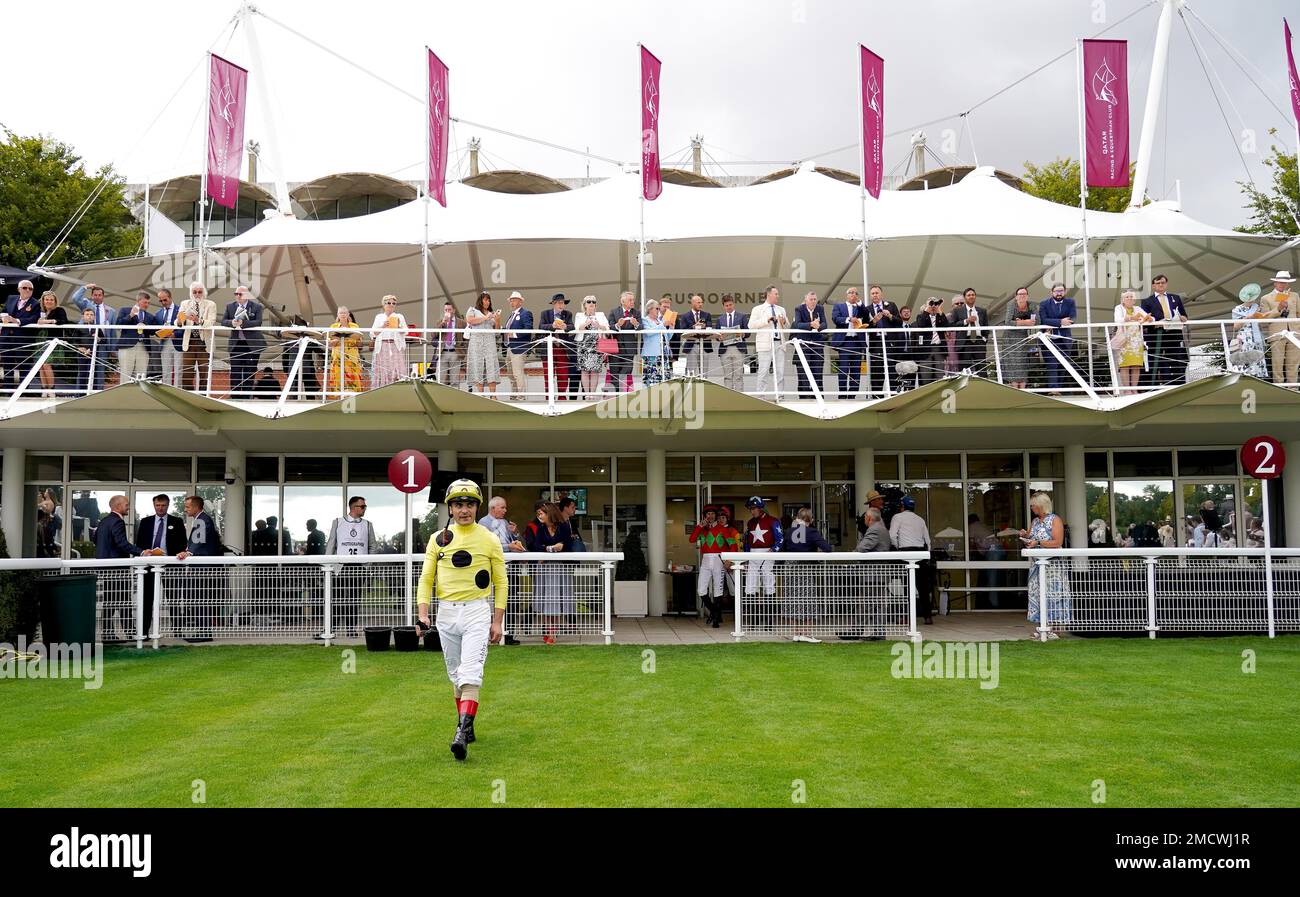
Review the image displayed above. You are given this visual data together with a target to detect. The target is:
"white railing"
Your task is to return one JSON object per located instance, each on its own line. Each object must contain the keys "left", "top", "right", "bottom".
{"left": 721, "top": 551, "right": 930, "bottom": 641}
{"left": 2, "top": 317, "right": 1296, "bottom": 410}
{"left": 9, "top": 552, "right": 620, "bottom": 647}
{"left": 1023, "top": 547, "right": 1300, "bottom": 640}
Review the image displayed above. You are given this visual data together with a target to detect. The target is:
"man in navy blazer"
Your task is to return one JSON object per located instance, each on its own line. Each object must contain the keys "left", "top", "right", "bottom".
{"left": 537, "top": 293, "right": 577, "bottom": 398}
{"left": 501, "top": 291, "right": 535, "bottom": 399}
{"left": 95, "top": 494, "right": 163, "bottom": 640}
{"left": 222, "top": 285, "right": 266, "bottom": 395}
{"left": 1140, "top": 273, "right": 1189, "bottom": 385}
{"left": 830, "top": 287, "right": 868, "bottom": 399}
{"left": 1, "top": 281, "right": 42, "bottom": 387}
{"left": 676, "top": 293, "right": 713, "bottom": 376}
{"left": 863, "top": 285, "right": 903, "bottom": 397}
{"left": 151, "top": 287, "right": 185, "bottom": 387}
{"left": 114, "top": 292, "right": 156, "bottom": 382}
{"left": 177, "top": 495, "right": 224, "bottom": 641}
{"left": 1037, "top": 282, "right": 1078, "bottom": 391}
{"left": 608, "top": 290, "right": 640, "bottom": 392}
{"left": 135, "top": 494, "right": 188, "bottom": 637}
{"left": 792, "top": 290, "right": 829, "bottom": 398}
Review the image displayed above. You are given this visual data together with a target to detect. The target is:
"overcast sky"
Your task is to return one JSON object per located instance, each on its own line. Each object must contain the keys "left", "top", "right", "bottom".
{"left": 4, "top": 0, "right": 1295, "bottom": 228}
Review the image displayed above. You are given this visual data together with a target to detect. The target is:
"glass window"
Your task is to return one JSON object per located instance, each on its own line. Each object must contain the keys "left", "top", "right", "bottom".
{"left": 1112, "top": 480, "right": 1173, "bottom": 546}
{"left": 1177, "top": 449, "right": 1237, "bottom": 478}
{"left": 823, "top": 483, "right": 856, "bottom": 551}
{"left": 874, "top": 454, "right": 899, "bottom": 481}
{"left": 911, "top": 482, "right": 964, "bottom": 559}
{"left": 1030, "top": 452, "right": 1064, "bottom": 479}
{"left": 665, "top": 456, "right": 696, "bottom": 482}
{"left": 700, "top": 455, "right": 756, "bottom": 482}
{"left": 346, "top": 456, "right": 391, "bottom": 483}
{"left": 665, "top": 485, "right": 699, "bottom": 566}
{"left": 616, "top": 456, "right": 646, "bottom": 482}
{"left": 247, "top": 456, "right": 280, "bottom": 482}
{"left": 492, "top": 457, "right": 548, "bottom": 483}
{"left": 760, "top": 455, "right": 815, "bottom": 481}
{"left": 966, "top": 453, "right": 1024, "bottom": 480}
{"left": 820, "top": 455, "right": 853, "bottom": 481}
{"left": 1085, "top": 481, "right": 1113, "bottom": 546}
{"left": 1182, "top": 483, "right": 1237, "bottom": 548}
{"left": 194, "top": 486, "right": 229, "bottom": 550}
{"left": 247, "top": 485, "right": 281, "bottom": 555}
{"left": 30, "top": 485, "right": 64, "bottom": 559}
{"left": 459, "top": 456, "right": 488, "bottom": 481}
{"left": 1241, "top": 479, "right": 1264, "bottom": 548}
{"left": 1113, "top": 450, "right": 1173, "bottom": 478}
{"left": 1085, "top": 451, "right": 1109, "bottom": 479}
{"left": 132, "top": 457, "right": 193, "bottom": 482}
{"left": 25, "top": 455, "right": 63, "bottom": 481}
{"left": 357, "top": 489, "right": 406, "bottom": 554}
{"left": 68, "top": 489, "right": 120, "bottom": 558}
{"left": 282, "top": 486, "right": 345, "bottom": 554}
{"left": 556, "top": 456, "right": 611, "bottom": 483}
{"left": 903, "top": 454, "right": 960, "bottom": 480}
{"left": 563, "top": 485, "right": 614, "bottom": 551}
{"left": 197, "top": 456, "right": 225, "bottom": 482}
{"left": 69, "top": 456, "right": 129, "bottom": 482}
{"left": 285, "top": 456, "right": 342, "bottom": 482}
{"left": 968, "top": 482, "right": 1027, "bottom": 562}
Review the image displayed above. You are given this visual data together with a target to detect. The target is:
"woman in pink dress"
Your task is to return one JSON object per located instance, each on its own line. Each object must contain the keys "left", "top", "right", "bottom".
{"left": 369, "top": 294, "right": 408, "bottom": 388}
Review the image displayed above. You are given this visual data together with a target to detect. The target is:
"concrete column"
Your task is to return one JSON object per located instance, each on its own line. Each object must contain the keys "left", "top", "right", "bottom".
{"left": 223, "top": 448, "right": 247, "bottom": 553}
{"left": 2, "top": 447, "right": 26, "bottom": 558}
{"left": 1062, "top": 444, "right": 1086, "bottom": 547}
{"left": 646, "top": 449, "right": 667, "bottom": 616}
{"left": 437, "top": 449, "right": 457, "bottom": 529}
{"left": 854, "top": 446, "right": 876, "bottom": 512}
{"left": 1282, "top": 441, "right": 1300, "bottom": 548}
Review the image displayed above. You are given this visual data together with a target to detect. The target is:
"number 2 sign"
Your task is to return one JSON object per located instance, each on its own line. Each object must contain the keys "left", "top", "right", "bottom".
{"left": 1241, "top": 437, "right": 1286, "bottom": 480}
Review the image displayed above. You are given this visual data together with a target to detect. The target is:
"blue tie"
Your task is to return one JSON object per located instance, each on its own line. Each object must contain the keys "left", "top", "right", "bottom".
{"left": 152, "top": 517, "right": 164, "bottom": 549}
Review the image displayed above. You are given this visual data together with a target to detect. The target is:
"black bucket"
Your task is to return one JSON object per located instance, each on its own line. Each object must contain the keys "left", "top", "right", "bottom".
{"left": 422, "top": 627, "right": 442, "bottom": 652}
{"left": 393, "top": 626, "right": 420, "bottom": 652}
{"left": 363, "top": 626, "right": 392, "bottom": 651}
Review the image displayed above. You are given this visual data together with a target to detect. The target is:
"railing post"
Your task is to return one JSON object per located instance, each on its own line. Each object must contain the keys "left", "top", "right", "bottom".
{"left": 405, "top": 555, "right": 414, "bottom": 627}
{"left": 1035, "top": 558, "right": 1050, "bottom": 642}
{"left": 907, "top": 559, "right": 919, "bottom": 642}
{"left": 1105, "top": 324, "right": 1122, "bottom": 394}
{"left": 731, "top": 559, "right": 745, "bottom": 640}
{"left": 88, "top": 330, "right": 99, "bottom": 396}
{"left": 151, "top": 564, "right": 164, "bottom": 648}
{"left": 990, "top": 328, "right": 1003, "bottom": 385}
{"left": 1145, "top": 555, "right": 1158, "bottom": 639}
{"left": 205, "top": 330, "right": 215, "bottom": 396}
{"left": 322, "top": 564, "right": 334, "bottom": 646}
{"left": 1264, "top": 543, "right": 1276, "bottom": 640}
{"left": 601, "top": 560, "right": 614, "bottom": 645}
{"left": 546, "top": 335, "right": 557, "bottom": 413}
{"left": 134, "top": 565, "right": 146, "bottom": 650}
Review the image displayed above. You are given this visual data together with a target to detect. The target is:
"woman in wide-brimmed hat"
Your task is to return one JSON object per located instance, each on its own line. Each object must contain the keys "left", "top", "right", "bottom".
{"left": 1230, "top": 282, "right": 1269, "bottom": 379}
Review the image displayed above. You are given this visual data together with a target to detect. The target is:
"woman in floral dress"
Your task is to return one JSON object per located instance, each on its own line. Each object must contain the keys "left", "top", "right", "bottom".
{"left": 1112, "top": 289, "right": 1152, "bottom": 393}
{"left": 325, "top": 307, "right": 363, "bottom": 394}
{"left": 369, "top": 294, "right": 408, "bottom": 388}
{"left": 1023, "top": 491, "right": 1071, "bottom": 638}
{"left": 1229, "top": 283, "right": 1270, "bottom": 379}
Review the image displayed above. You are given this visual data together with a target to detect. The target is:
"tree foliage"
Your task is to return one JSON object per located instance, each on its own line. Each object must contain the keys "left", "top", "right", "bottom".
{"left": 1021, "top": 157, "right": 1134, "bottom": 213}
{"left": 1237, "top": 135, "right": 1300, "bottom": 236}
{"left": 0, "top": 131, "right": 141, "bottom": 269}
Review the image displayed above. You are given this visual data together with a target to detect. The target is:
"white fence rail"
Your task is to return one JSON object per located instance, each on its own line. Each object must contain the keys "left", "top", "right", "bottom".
{"left": 9, "top": 553, "right": 620, "bottom": 647}
{"left": 1023, "top": 548, "right": 1300, "bottom": 640}
{"left": 721, "top": 551, "right": 930, "bottom": 641}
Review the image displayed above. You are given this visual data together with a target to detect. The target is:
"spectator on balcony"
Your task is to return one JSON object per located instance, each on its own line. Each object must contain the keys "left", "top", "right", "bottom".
{"left": 325, "top": 307, "right": 363, "bottom": 395}
{"left": 2, "top": 279, "right": 41, "bottom": 388}
{"left": 607, "top": 291, "right": 640, "bottom": 392}
{"left": 1113, "top": 289, "right": 1153, "bottom": 393}
{"left": 33, "top": 291, "right": 69, "bottom": 398}
{"left": 465, "top": 291, "right": 501, "bottom": 398}
{"left": 712, "top": 294, "right": 747, "bottom": 393}
{"left": 676, "top": 293, "right": 712, "bottom": 378}
{"left": 1036, "top": 283, "right": 1077, "bottom": 393}
{"left": 1140, "top": 274, "right": 1189, "bottom": 386}
{"left": 74, "top": 284, "right": 117, "bottom": 391}
{"left": 71, "top": 307, "right": 97, "bottom": 394}
{"left": 830, "top": 287, "right": 866, "bottom": 399}
{"left": 574, "top": 295, "right": 611, "bottom": 398}
{"left": 749, "top": 285, "right": 789, "bottom": 398}
{"left": 949, "top": 288, "right": 989, "bottom": 375}
{"left": 502, "top": 291, "right": 534, "bottom": 398}
{"left": 222, "top": 286, "right": 266, "bottom": 395}
{"left": 1002, "top": 288, "right": 1037, "bottom": 389}
{"left": 1023, "top": 491, "right": 1070, "bottom": 638}
{"left": 864, "top": 285, "right": 902, "bottom": 397}
{"left": 114, "top": 292, "right": 155, "bottom": 383}
{"left": 369, "top": 294, "right": 409, "bottom": 389}
{"left": 1259, "top": 271, "right": 1299, "bottom": 385}
{"left": 640, "top": 299, "right": 670, "bottom": 386}
{"left": 792, "top": 290, "right": 828, "bottom": 398}
{"left": 913, "top": 298, "right": 948, "bottom": 385}
{"left": 152, "top": 288, "right": 183, "bottom": 388}
{"left": 1229, "top": 283, "right": 1269, "bottom": 379}
{"left": 538, "top": 293, "right": 576, "bottom": 399}
{"left": 432, "top": 301, "right": 462, "bottom": 387}
{"left": 179, "top": 282, "right": 217, "bottom": 393}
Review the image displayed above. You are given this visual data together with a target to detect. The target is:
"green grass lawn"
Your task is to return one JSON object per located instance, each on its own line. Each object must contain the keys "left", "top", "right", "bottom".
{"left": 3, "top": 638, "right": 1297, "bottom": 807}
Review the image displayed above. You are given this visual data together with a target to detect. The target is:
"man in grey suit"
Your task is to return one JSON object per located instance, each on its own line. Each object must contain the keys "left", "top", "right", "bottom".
{"left": 222, "top": 285, "right": 266, "bottom": 396}
{"left": 326, "top": 496, "right": 378, "bottom": 636}
{"left": 851, "top": 504, "right": 892, "bottom": 640}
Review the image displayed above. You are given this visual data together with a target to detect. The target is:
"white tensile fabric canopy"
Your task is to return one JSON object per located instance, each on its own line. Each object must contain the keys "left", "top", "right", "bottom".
{"left": 44, "top": 164, "right": 1297, "bottom": 326}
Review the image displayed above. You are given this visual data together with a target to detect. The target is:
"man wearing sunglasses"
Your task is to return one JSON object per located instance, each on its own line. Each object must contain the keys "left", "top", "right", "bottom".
{"left": 326, "top": 495, "right": 377, "bottom": 637}
{"left": 417, "top": 479, "right": 508, "bottom": 761}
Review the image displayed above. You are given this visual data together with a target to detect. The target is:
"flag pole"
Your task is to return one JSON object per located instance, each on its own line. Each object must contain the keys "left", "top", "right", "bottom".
{"left": 1076, "top": 40, "right": 1096, "bottom": 387}
{"left": 199, "top": 52, "right": 211, "bottom": 285}
{"left": 422, "top": 47, "right": 431, "bottom": 374}
{"left": 857, "top": 45, "right": 869, "bottom": 298}
{"left": 638, "top": 43, "right": 647, "bottom": 318}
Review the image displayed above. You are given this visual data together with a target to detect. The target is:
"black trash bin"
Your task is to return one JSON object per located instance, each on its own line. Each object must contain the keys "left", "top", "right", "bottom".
{"left": 38, "top": 574, "right": 98, "bottom": 648}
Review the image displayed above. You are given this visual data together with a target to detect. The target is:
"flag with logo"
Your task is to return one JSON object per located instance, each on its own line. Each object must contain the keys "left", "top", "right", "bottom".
{"left": 1082, "top": 39, "right": 1130, "bottom": 189}
{"left": 427, "top": 48, "right": 450, "bottom": 207}
{"left": 641, "top": 45, "right": 663, "bottom": 201}
{"left": 859, "top": 45, "right": 884, "bottom": 199}
{"left": 1285, "top": 20, "right": 1300, "bottom": 131}
{"left": 206, "top": 54, "right": 248, "bottom": 210}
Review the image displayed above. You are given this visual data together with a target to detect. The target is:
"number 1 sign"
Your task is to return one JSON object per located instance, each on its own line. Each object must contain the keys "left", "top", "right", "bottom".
{"left": 388, "top": 450, "right": 433, "bottom": 494}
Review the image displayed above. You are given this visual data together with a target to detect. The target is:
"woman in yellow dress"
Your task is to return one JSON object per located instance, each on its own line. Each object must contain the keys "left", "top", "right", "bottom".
{"left": 1112, "top": 289, "right": 1152, "bottom": 394}
{"left": 326, "top": 306, "right": 363, "bottom": 394}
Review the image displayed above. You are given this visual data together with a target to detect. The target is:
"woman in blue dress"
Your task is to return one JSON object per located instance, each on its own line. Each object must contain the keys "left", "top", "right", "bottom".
{"left": 1229, "top": 283, "right": 1270, "bottom": 379}
{"left": 1022, "top": 491, "right": 1071, "bottom": 638}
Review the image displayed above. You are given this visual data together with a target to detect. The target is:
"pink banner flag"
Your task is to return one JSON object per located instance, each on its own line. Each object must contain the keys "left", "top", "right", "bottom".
{"left": 206, "top": 54, "right": 248, "bottom": 211}
{"left": 859, "top": 45, "right": 884, "bottom": 200}
{"left": 1285, "top": 20, "right": 1300, "bottom": 130}
{"left": 427, "top": 49, "right": 450, "bottom": 207}
{"left": 641, "top": 46, "right": 663, "bottom": 202}
{"left": 1082, "top": 39, "right": 1130, "bottom": 189}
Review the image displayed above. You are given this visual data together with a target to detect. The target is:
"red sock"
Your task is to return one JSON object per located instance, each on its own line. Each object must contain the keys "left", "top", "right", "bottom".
{"left": 458, "top": 699, "right": 478, "bottom": 717}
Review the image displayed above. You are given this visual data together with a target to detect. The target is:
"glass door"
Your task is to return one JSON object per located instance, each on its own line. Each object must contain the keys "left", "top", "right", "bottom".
{"left": 705, "top": 483, "right": 820, "bottom": 546}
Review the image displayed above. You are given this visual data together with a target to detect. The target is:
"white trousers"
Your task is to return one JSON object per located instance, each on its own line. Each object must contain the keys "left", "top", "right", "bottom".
{"left": 160, "top": 342, "right": 183, "bottom": 388}
{"left": 745, "top": 548, "right": 776, "bottom": 595}
{"left": 754, "top": 345, "right": 784, "bottom": 397}
{"left": 696, "top": 553, "right": 724, "bottom": 597}
{"left": 118, "top": 343, "right": 149, "bottom": 381}
{"left": 436, "top": 599, "right": 492, "bottom": 688}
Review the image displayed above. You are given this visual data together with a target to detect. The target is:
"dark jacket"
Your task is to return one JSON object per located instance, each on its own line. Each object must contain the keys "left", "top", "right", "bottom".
{"left": 830, "top": 301, "right": 867, "bottom": 350}
{"left": 186, "top": 512, "right": 223, "bottom": 556}
{"left": 95, "top": 512, "right": 143, "bottom": 559}
{"left": 1141, "top": 292, "right": 1187, "bottom": 330}
{"left": 537, "top": 308, "right": 575, "bottom": 346}
{"left": 676, "top": 308, "right": 714, "bottom": 353}
{"left": 609, "top": 305, "right": 641, "bottom": 354}
{"left": 948, "top": 304, "right": 989, "bottom": 342}
{"left": 135, "top": 513, "right": 188, "bottom": 554}
{"left": 114, "top": 306, "right": 156, "bottom": 349}
{"left": 785, "top": 520, "right": 832, "bottom": 552}
{"left": 502, "top": 306, "right": 535, "bottom": 355}
{"left": 792, "top": 303, "right": 829, "bottom": 343}
{"left": 222, "top": 300, "right": 267, "bottom": 351}
{"left": 713, "top": 307, "right": 749, "bottom": 351}
{"left": 151, "top": 302, "right": 184, "bottom": 349}
{"left": 1037, "top": 296, "right": 1077, "bottom": 339}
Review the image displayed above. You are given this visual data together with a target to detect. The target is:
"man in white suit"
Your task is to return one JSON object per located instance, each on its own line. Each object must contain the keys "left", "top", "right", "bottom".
{"left": 748, "top": 285, "right": 789, "bottom": 398}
